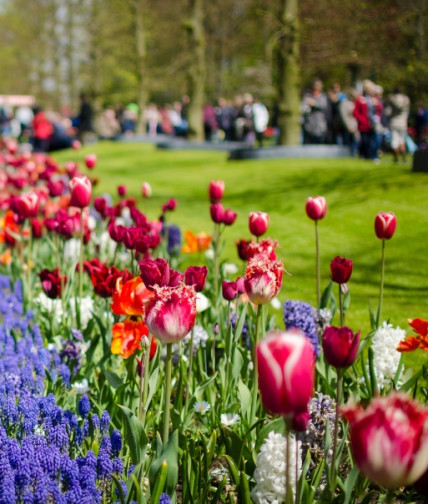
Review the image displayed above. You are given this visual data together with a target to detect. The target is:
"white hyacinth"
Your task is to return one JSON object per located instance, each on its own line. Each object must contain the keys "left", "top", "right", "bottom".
{"left": 72, "top": 378, "right": 89, "bottom": 395}
{"left": 251, "top": 431, "right": 302, "bottom": 504}
{"left": 371, "top": 321, "right": 405, "bottom": 388}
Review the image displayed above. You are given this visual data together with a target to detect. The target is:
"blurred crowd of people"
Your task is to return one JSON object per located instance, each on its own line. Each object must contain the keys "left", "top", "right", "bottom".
{"left": 1, "top": 83, "right": 426, "bottom": 158}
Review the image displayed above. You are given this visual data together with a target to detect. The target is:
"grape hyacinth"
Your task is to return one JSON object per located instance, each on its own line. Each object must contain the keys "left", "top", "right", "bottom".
{"left": 283, "top": 299, "right": 320, "bottom": 355}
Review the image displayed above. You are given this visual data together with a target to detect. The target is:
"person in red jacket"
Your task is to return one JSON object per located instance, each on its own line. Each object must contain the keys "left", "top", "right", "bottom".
{"left": 32, "top": 107, "right": 53, "bottom": 152}
{"left": 353, "top": 80, "right": 382, "bottom": 160}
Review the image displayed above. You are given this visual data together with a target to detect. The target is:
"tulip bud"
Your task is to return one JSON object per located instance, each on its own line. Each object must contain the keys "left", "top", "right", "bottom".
{"left": 236, "top": 239, "right": 250, "bottom": 261}
{"left": 305, "top": 196, "right": 327, "bottom": 221}
{"left": 223, "top": 209, "right": 237, "bottom": 226}
{"left": 210, "top": 203, "right": 225, "bottom": 224}
{"left": 141, "top": 182, "right": 152, "bottom": 198}
{"left": 184, "top": 266, "right": 208, "bottom": 292}
{"left": 322, "top": 325, "right": 360, "bottom": 368}
{"left": 47, "top": 179, "right": 65, "bottom": 198}
{"left": 249, "top": 211, "right": 269, "bottom": 237}
{"left": 117, "top": 185, "right": 127, "bottom": 197}
{"left": 341, "top": 393, "right": 428, "bottom": 489}
{"left": 330, "top": 256, "right": 353, "bottom": 284}
{"left": 69, "top": 176, "right": 92, "bottom": 208}
{"left": 209, "top": 180, "right": 225, "bottom": 204}
{"left": 85, "top": 154, "right": 97, "bottom": 169}
{"left": 236, "top": 276, "right": 245, "bottom": 294}
{"left": 139, "top": 257, "right": 183, "bottom": 290}
{"left": 374, "top": 211, "right": 397, "bottom": 240}
{"left": 15, "top": 192, "right": 39, "bottom": 220}
{"left": 222, "top": 280, "right": 238, "bottom": 301}
{"left": 257, "top": 330, "right": 315, "bottom": 419}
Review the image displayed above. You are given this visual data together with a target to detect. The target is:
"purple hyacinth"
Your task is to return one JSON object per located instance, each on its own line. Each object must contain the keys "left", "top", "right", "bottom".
{"left": 159, "top": 493, "right": 172, "bottom": 504}
{"left": 78, "top": 395, "right": 90, "bottom": 418}
{"left": 283, "top": 299, "right": 320, "bottom": 355}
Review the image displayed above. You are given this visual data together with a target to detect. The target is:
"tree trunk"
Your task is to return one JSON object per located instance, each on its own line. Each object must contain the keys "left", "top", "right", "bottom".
{"left": 275, "top": 0, "right": 301, "bottom": 145}
{"left": 134, "top": 0, "right": 148, "bottom": 134}
{"left": 186, "top": 0, "right": 205, "bottom": 141}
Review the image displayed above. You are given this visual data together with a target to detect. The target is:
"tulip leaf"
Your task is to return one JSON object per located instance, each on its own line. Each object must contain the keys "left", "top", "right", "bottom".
{"left": 319, "top": 281, "right": 333, "bottom": 309}
{"left": 149, "top": 430, "right": 179, "bottom": 497}
{"left": 117, "top": 405, "right": 148, "bottom": 464}
{"left": 342, "top": 288, "right": 351, "bottom": 312}
{"left": 343, "top": 465, "right": 359, "bottom": 504}
{"left": 103, "top": 370, "right": 123, "bottom": 389}
{"left": 239, "top": 471, "right": 252, "bottom": 504}
{"left": 255, "top": 417, "right": 286, "bottom": 452}
{"left": 238, "top": 379, "right": 251, "bottom": 423}
{"left": 399, "top": 368, "right": 423, "bottom": 392}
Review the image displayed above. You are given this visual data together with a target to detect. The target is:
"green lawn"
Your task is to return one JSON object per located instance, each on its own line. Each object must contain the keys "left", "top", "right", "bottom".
{"left": 55, "top": 141, "right": 428, "bottom": 337}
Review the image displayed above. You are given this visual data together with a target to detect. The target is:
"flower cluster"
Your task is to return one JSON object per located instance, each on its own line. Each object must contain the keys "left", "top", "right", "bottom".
{"left": 283, "top": 300, "right": 320, "bottom": 355}
{"left": 372, "top": 322, "right": 405, "bottom": 387}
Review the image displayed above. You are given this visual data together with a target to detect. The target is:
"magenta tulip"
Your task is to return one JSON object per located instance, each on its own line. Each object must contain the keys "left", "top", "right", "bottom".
{"left": 330, "top": 256, "right": 353, "bottom": 284}
{"left": 223, "top": 208, "right": 237, "bottom": 226}
{"left": 145, "top": 284, "right": 197, "bottom": 343}
{"left": 85, "top": 154, "right": 97, "bottom": 169}
{"left": 222, "top": 280, "right": 238, "bottom": 301}
{"left": 16, "top": 191, "right": 39, "bottom": 219}
{"left": 209, "top": 180, "right": 225, "bottom": 204}
{"left": 342, "top": 393, "right": 428, "bottom": 489}
{"left": 69, "top": 176, "right": 92, "bottom": 208}
{"left": 184, "top": 266, "right": 208, "bottom": 292}
{"left": 249, "top": 211, "right": 269, "bottom": 237}
{"left": 139, "top": 258, "right": 183, "bottom": 290}
{"left": 244, "top": 255, "right": 283, "bottom": 305}
{"left": 375, "top": 211, "right": 397, "bottom": 240}
{"left": 257, "top": 329, "right": 315, "bottom": 419}
{"left": 322, "top": 326, "right": 360, "bottom": 368}
{"left": 210, "top": 203, "right": 225, "bottom": 224}
{"left": 117, "top": 185, "right": 127, "bottom": 197}
{"left": 305, "top": 196, "right": 327, "bottom": 221}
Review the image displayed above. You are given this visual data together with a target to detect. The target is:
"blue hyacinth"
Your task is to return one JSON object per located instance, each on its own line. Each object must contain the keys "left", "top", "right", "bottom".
{"left": 283, "top": 299, "right": 320, "bottom": 355}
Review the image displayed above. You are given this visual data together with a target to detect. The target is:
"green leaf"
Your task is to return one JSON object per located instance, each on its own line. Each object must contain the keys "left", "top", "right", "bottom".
{"left": 150, "top": 460, "right": 168, "bottom": 504}
{"left": 238, "top": 379, "right": 252, "bottom": 423}
{"left": 224, "top": 455, "right": 240, "bottom": 486}
{"left": 103, "top": 370, "right": 124, "bottom": 389}
{"left": 239, "top": 471, "right": 252, "bottom": 504}
{"left": 319, "top": 281, "right": 333, "bottom": 309}
{"left": 149, "top": 430, "right": 179, "bottom": 497}
{"left": 255, "top": 417, "right": 285, "bottom": 452}
{"left": 399, "top": 368, "right": 423, "bottom": 392}
{"left": 343, "top": 465, "right": 359, "bottom": 504}
{"left": 117, "top": 405, "right": 148, "bottom": 464}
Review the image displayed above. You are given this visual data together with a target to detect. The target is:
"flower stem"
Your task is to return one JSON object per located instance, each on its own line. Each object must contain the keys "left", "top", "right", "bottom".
{"left": 79, "top": 210, "right": 84, "bottom": 301}
{"left": 225, "top": 301, "right": 231, "bottom": 395}
{"left": 140, "top": 334, "right": 152, "bottom": 426}
{"left": 163, "top": 343, "right": 172, "bottom": 443}
{"left": 330, "top": 369, "right": 342, "bottom": 495}
{"left": 315, "top": 220, "right": 321, "bottom": 306}
{"left": 384, "top": 489, "right": 395, "bottom": 504}
{"left": 185, "top": 328, "right": 195, "bottom": 412}
{"left": 338, "top": 284, "right": 344, "bottom": 327}
{"left": 285, "top": 428, "right": 292, "bottom": 504}
{"left": 251, "top": 305, "right": 263, "bottom": 422}
{"left": 378, "top": 239, "right": 386, "bottom": 329}
{"left": 213, "top": 223, "right": 220, "bottom": 300}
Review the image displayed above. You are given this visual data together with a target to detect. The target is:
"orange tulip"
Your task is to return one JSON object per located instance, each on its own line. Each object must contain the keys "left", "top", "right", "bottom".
{"left": 111, "top": 318, "right": 150, "bottom": 359}
{"left": 397, "top": 318, "right": 428, "bottom": 353}
{"left": 111, "top": 276, "right": 153, "bottom": 316}
{"left": 182, "top": 230, "right": 212, "bottom": 254}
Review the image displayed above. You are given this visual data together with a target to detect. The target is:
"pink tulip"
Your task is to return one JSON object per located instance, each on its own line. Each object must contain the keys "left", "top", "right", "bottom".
{"left": 69, "top": 176, "right": 92, "bottom": 208}
{"left": 322, "top": 326, "right": 360, "bottom": 368}
{"left": 305, "top": 196, "right": 327, "bottom": 221}
{"left": 209, "top": 180, "right": 225, "bottom": 204}
{"left": 257, "top": 329, "right": 315, "bottom": 419}
{"left": 16, "top": 192, "right": 39, "bottom": 219}
{"left": 341, "top": 393, "right": 428, "bottom": 489}
{"left": 375, "top": 211, "right": 397, "bottom": 240}
{"left": 72, "top": 139, "right": 82, "bottom": 150}
{"left": 246, "top": 238, "right": 278, "bottom": 261}
{"left": 244, "top": 255, "right": 283, "bottom": 305}
{"left": 145, "top": 284, "right": 197, "bottom": 343}
{"left": 139, "top": 258, "right": 183, "bottom": 290}
{"left": 141, "top": 182, "right": 152, "bottom": 198}
{"left": 184, "top": 266, "right": 208, "bottom": 292}
{"left": 249, "top": 211, "right": 269, "bottom": 237}
{"left": 85, "top": 154, "right": 97, "bottom": 169}
{"left": 223, "top": 208, "right": 237, "bottom": 226}
{"left": 117, "top": 185, "right": 127, "bottom": 197}
{"left": 210, "top": 203, "right": 225, "bottom": 224}
{"left": 222, "top": 280, "right": 238, "bottom": 301}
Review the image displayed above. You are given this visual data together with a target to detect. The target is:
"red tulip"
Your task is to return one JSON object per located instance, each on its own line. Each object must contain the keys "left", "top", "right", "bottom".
{"left": 16, "top": 192, "right": 39, "bottom": 220}
{"left": 69, "top": 176, "right": 92, "bottom": 208}
{"left": 161, "top": 198, "right": 177, "bottom": 212}
{"left": 39, "top": 268, "right": 67, "bottom": 299}
{"left": 322, "top": 326, "right": 360, "bottom": 368}
{"left": 305, "top": 196, "right": 327, "bottom": 221}
{"left": 244, "top": 255, "right": 283, "bottom": 305}
{"left": 375, "top": 211, "right": 397, "bottom": 240}
{"left": 257, "top": 329, "right": 315, "bottom": 419}
{"left": 330, "top": 256, "right": 353, "bottom": 284}
{"left": 47, "top": 179, "right": 65, "bottom": 198}
{"left": 117, "top": 185, "right": 127, "bottom": 197}
{"left": 139, "top": 258, "right": 183, "bottom": 290}
{"left": 145, "top": 284, "right": 197, "bottom": 343}
{"left": 184, "top": 266, "right": 208, "bottom": 292}
{"left": 236, "top": 239, "right": 251, "bottom": 261}
{"left": 208, "top": 180, "right": 225, "bottom": 204}
{"left": 210, "top": 203, "right": 225, "bottom": 224}
{"left": 222, "top": 280, "right": 238, "bottom": 301}
{"left": 341, "top": 393, "right": 428, "bottom": 489}
{"left": 249, "top": 211, "right": 269, "bottom": 237}
{"left": 141, "top": 182, "right": 152, "bottom": 198}
{"left": 85, "top": 154, "right": 97, "bottom": 169}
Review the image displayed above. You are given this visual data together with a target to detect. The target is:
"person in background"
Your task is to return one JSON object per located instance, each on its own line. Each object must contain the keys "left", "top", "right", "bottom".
{"left": 414, "top": 102, "right": 427, "bottom": 146}
{"left": 339, "top": 89, "right": 359, "bottom": 156}
{"left": 78, "top": 93, "right": 93, "bottom": 144}
{"left": 252, "top": 97, "right": 269, "bottom": 147}
{"left": 203, "top": 103, "right": 218, "bottom": 142}
{"left": 386, "top": 87, "right": 410, "bottom": 163}
{"left": 32, "top": 107, "right": 53, "bottom": 152}
{"left": 353, "top": 80, "right": 380, "bottom": 160}
{"left": 302, "top": 78, "right": 328, "bottom": 144}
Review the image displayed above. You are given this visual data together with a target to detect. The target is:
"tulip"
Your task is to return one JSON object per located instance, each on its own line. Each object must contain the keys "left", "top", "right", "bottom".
{"left": 330, "top": 256, "right": 353, "bottom": 284}
{"left": 16, "top": 192, "right": 39, "bottom": 220}
{"left": 375, "top": 211, "right": 397, "bottom": 240}
{"left": 39, "top": 268, "right": 67, "bottom": 299}
{"left": 161, "top": 198, "right": 177, "bottom": 212}
{"left": 209, "top": 180, "right": 225, "bottom": 204}
{"left": 223, "top": 209, "right": 237, "bottom": 226}
{"left": 246, "top": 238, "right": 278, "bottom": 261}
{"left": 184, "top": 266, "right": 208, "bottom": 292}
{"left": 257, "top": 329, "right": 315, "bottom": 419}
{"left": 236, "top": 239, "right": 251, "bottom": 261}
{"left": 236, "top": 276, "right": 245, "bottom": 294}
{"left": 85, "top": 154, "right": 97, "bottom": 169}
{"left": 341, "top": 393, "right": 428, "bottom": 489}
{"left": 244, "top": 255, "right": 283, "bottom": 305}
{"left": 117, "top": 185, "right": 127, "bottom": 197}
{"left": 111, "top": 318, "right": 149, "bottom": 359}
{"left": 322, "top": 326, "right": 360, "bottom": 368}
{"left": 72, "top": 139, "right": 81, "bottom": 150}
{"left": 222, "top": 280, "right": 238, "bottom": 301}
{"left": 141, "top": 181, "right": 152, "bottom": 198}
{"left": 210, "top": 203, "right": 225, "bottom": 224}
{"left": 69, "top": 176, "right": 92, "bottom": 208}
{"left": 145, "top": 284, "right": 197, "bottom": 344}
{"left": 47, "top": 179, "right": 65, "bottom": 198}
{"left": 249, "top": 211, "right": 269, "bottom": 237}
{"left": 139, "top": 257, "right": 183, "bottom": 290}
{"left": 305, "top": 196, "right": 327, "bottom": 221}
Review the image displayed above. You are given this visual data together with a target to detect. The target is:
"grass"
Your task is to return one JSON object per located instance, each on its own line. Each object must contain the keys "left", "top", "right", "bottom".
{"left": 55, "top": 141, "right": 428, "bottom": 338}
